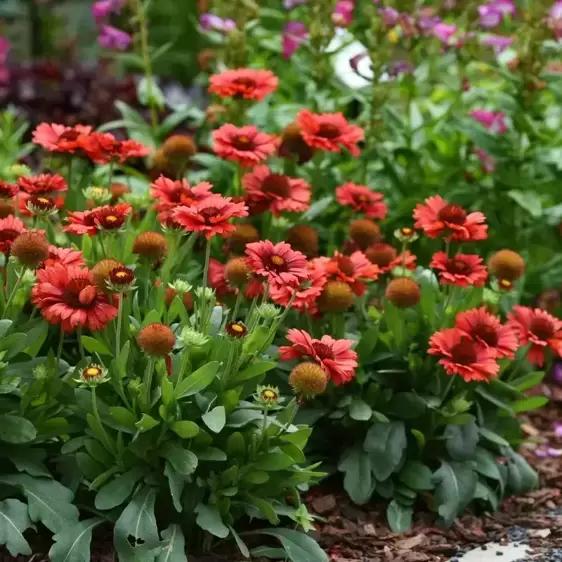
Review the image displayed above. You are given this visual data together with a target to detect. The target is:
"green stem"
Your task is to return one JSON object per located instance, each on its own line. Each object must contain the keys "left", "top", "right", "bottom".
{"left": 231, "top": 291, "right": 243, "bottom": 322}
{"left": 142, "top": 356, "right": 156, "bottom": 410}
{"left": 174, "top": 350, "right": 190, "bottom": 392}
{"left": 92, "top": 387, "right": 116, "bottom": 455}
{"left": 77, "top": 327, "right": 85, "bottom": 361}
{"left": 199, "top": 238, "right": 212, "bottom": 330}
{"left": 107, "top": 161, "right": 115, "bottom": 190}
{"left": 115, "top": 293, "right": 124, "bottom": 358}
{"left": 2, "top": 268, "right": 26, "bottom": 319}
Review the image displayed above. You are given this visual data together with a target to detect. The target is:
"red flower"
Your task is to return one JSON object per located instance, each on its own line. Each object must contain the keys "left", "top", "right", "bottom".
{"left": 32, "top": 265, "right": 118, "bottom": 333}
{"left": 297, "top": 109, "right": 364, "bottom": 156}
{"left": 32, "top": 123, "right": 93, "bottom": 153}
{"left": 413, "top": 196, "right": 487, "bottom": 241}
{"left": 213, "top": 124, "right": 279, "bottom": 167}
{"left": 0, "top": 181, "right": 19, "bottom": 199}
{"left": 270, "top": 262, "right": 328, "bottom": 314}
{"left": 315, "top": 251, "right": 379, "bottom": 296}
{"left": 245, "top": 240, "right": 308, "bottom": 288}
{"left": 335, "top": 183, "right": 387, "bottom": 219}
{"left": 208, "top": 258, "right": 262, "bottom": 299}
{"left": 430, "top": 252, "right": 487, "bottom": 287}
{"left": 19, "top": 194, "right": 64, "bottom": 217}
{"left": 365, "top": 243, "right": 417, "bottom": 274}
{"left": 209, "top": 68, "right": 278, "bottom": 101}
{"left": 506, "top": 306, "right": 562, "bottom": 366}
{"left": 76, "top": 132, "right": 121, "bottom": 164}
{"left": 150, "top": 176, "right": 213, "bottom": 213}
{"left": 42, "top": 246, "right": 86, "bottom": 269}
{"left": 0, "top": 215, "right": 26, "bottom": 254}
{"left": 279, "top": 328, "right": 358, "bottom": 386}
{"left": 455, "top": 307, "right": 519, "bottom": 359}
{"left": 119, "top": 139, "right": 152, "bottom": 162}
{"left": 64, "top": 204, "right": 132, "bottom": 236}
{"left": 173, "top": 195, "right": 248, "bottom": 239}
{"left": 18, "top": 174, "right": 68, "bottom": 195}
{"left": 242, "top": 166, "right": 311, "bottom": 216}
{"left": 428, "top": 327, "right": 499, "bottom": 382}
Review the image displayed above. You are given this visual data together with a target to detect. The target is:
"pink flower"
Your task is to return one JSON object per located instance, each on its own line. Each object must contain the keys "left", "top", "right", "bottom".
{"left": 209, "top": 69, "right": 279, "bottom": 101}
{"left": 433, "top": 23, "right": 458, "bottom": 45}
{"left": 335, "top": 183, "right": 387, "bottom": 219}
{"left": 150, "top": 176, "right": 213, "bottom": 214}
{"left": 430, "top": 252, "right": 488, "bottom": 287}
{"left": 470, "top": 110, "right": 508, "bottom": 134}
{"left": 200, "top": 13, "right": 236, "bottom": 32}
{"left": 332, "top": 0, "right": 354, "bottom": 26}
{"left": 316, "top": 251, "right": 379, "bottom": 297}
{"left": 283, "top": 21, "right": 308, "bottom": 59}
{"left": 98, "top": 25, "right": 132, "bottom": 50}
{"left": 481, "top": 34, "right": 513, "bottom": 53}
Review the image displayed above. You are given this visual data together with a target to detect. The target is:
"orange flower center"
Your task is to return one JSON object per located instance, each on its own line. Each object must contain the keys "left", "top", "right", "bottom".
{"left": 317, "top": 123, "right": 340, "bottom": 139}
{"left": 450, "top": 338, "right": 477, "bottom": 365}
{"left": 180, "top": 193, "right": 197, "bottom": 206}
{"left": 401, "top": 227, "right": 414, "bottom": 236}
{"left": 530, "top": 317, "right": 555, "bottom": 340}
{"left": 83, "top": 367, "right": 102, "bottom": 379}
{"left": 261, "top": 389, "right": 278, "bottom": 400}
{"left": 336, "top": 256, "right": 355, "bottom": 277}
{"left": 231, "top": 324, "right": 244, "bottom": 333}
{"left": 472, "top": 323, "right": 498, "bottom": 346}
{"left": 106, "top": 215, "right": 118, "bottom": 223}
{"left": 448, "top": 258, "right": 472, "bottom": 275}
{"left": 438, "top": 204, "right": 467, "bottom": 225}
{"left": 233, "top": 135, "right": 253, "bottom": 150}
{"left": 499, "top": 279, "right": 513, "bottom": 290}
{"left": 262, "top": 174, "right": 291, "bottom": 197}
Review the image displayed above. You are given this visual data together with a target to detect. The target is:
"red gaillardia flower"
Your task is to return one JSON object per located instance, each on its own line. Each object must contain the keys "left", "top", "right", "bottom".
{"left": 42, "top": 246, "right": 86, "bottom": 269}
{"left": 209, "top": 68, "right": 279, "bottom": 101}
{"left": 31, "top": 265, "right": 118, "bottom": 333}
{"left": 336, "top": 183, "right": 387, "bottom": 219}
{"left": 32, "top": 123, "right": 93, "bottom": 153}
{"left": 77, "top": 132, "right": 150, "bottom": 165}
{"left": 365, "top": 243, "right": 417, "bottom": 274}
{"left": 296, "top": 109, "right": 364, "bottom": 156}
{"left": 64, "top": 204, "right": 132, "bottom": 235}
{"left": 150, "top": 176, "right": 213, "bottom": 213}
{"left": 209, "top": 258, "right": 262, "bottom": 299}
{"left": 279, "top": 328, "right": 358, "bottom": 386}
{"left": 242, "top": 166, "right": 311, "bottom": 216}
{"left": 0, "top": 215, "right": 26, "bottom": 254}
{"left": 119, "top": 139, "right": 152, "bottom": 162}
{"left": 209, "top": 258, "right": 235, "bottom": 298}
{"left": 246, "top": 240, "right": 309, "bottom": 288}
{"left": 413, "top": 195, "right": 487, "bottom": 241}
{"left": 506, "top": 306, "right": 562, "bottom": 367}
{"left": 316, "top": 251, "right": 379, "bottom": 296}
{"left": 456, "top": 307, "right": 519, "bottom": 359}
{"left": 0, "top": 181, "right": 19, "bottom": 199}
{"left": 430, "top": 252, "right": 488, "bottom": 287}
{"left": 428, "top": 328, "right": 499, "bottom": 382}
{"left": 212, "top": 124, "right": 279, "bottom": 167}
{"left": 173, "top": 194, "right": 248, "bottom": 239}
{"left": 18, "top": 174, "right": 68, "bottom": 195}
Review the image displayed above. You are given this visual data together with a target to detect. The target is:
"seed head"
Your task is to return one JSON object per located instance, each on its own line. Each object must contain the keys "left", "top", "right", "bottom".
{"left": 287, "top": 225, "right": 319, "bottom": 258}
{"left": 11, "top": 231, "right": 49, "bottom": 268}
{"left": 225, "top": 257, "right": 250, "bottom": 286}
{"left": 92, "top": 259, "right": 123, "bottom": 291}
{"left": 349, "top": 219, "right": 380, "bottom": 250}
{"left": 385, "top": 277, "right": 420, "bottom": 308}
{"left": 289, "top": 362, "right": 328, "bottom": 398}
{"left": 488, "top": 250, "right": 525, "bottom": 282}
{"left": 137, "top": 323, "right": 176, "bottom": 356}
{"left": 133, "top": 232, "right": 168, "bottom": 261}
{"left": 318, "top": 281, "right": 354, "bottom": 313}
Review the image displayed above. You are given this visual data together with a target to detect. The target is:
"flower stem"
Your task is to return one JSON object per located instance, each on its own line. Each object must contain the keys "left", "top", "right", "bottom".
{"left": 92, "top": 387, "right": 115, "bottom": 455}
{"left": 115, "top": 293, "right": 124, "bottom": 358}
{"left": 2, "top": 268, "right": 26, "bottom": 319}
{"left": 56, "top": 328, "right": 64, "bottom": 369}
{"left": 142, "top": 356, "right": 156, "bottom": 411}
{"left": 199, "top": 238, "right": 212, "bottom": 330}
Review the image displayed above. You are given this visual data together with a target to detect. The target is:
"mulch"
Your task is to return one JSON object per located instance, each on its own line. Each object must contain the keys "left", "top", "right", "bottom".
{"left": 1, "top": 385, "right": 561, "bottom": 562}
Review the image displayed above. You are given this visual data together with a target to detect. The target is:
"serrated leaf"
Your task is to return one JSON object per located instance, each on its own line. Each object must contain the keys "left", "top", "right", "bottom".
{"left": 49, "top": 518, "right": 103, "bottom": 562}
{"left": 202, "top": 406, "right": 226, "bottom": 433}
{"left": 157, "top": 524, "right": 187, "bottom": 562}
{"left": 0, "top": 499, "right": 33, "bottom": 556}
{"left": 175, "top": 361, "right": 220, "bottom": 399}
{"left": 257, "top": 529, "right": 328, "bottom": 562}
{"left": 95, "top": 468, "right": 143, "bottom": 511}
{"left": 195, "top": 504, "right": 229, "bottom": 538}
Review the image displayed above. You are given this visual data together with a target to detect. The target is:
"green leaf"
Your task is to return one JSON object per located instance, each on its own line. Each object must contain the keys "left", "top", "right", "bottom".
{"left": 432, "top": 461, "right": 477, "bottom": 527}
{"left": 0, "top": 475, "right": 79, "bottom": 533}
{"left": 444, "top": 416, "right": 479, "bottom": 461}
{"left": 5, "top": 447, "right": 50, "bottom": 477}
{"left": 0, "top": 333, "right": 28, "bottom": 359}
{"left": 164, "top": 462, "right": 184, "bottom": 513}
{"left": 196, "top": 447, "right": 227, "bottom": 461}
{"left": 242, "top": 326, "right": 271, "bottom": 356}
{"left": 95, "top": 468, "right": 143, "bottom": 511}
{"left": 0, "top": 499, "right": 32, "bottom": 556}
{"left": 135, "top": 414, "right": 160, "bottom": 432}
{"left": 474, "top": 448, "right": 504, "bottom": 489}
{"left": 49, "top": 518, "right": 103, "bottom": 562}
{"left": 348, "top": 398, "right": 372, "bottom": 421}
{"left": 195, "top": 504, "right": 229, "bottom": 539}
{"left": 257, "top": 529, "right": 328, "bottom": 562}
{"left": 505, "top": 449, "right": 538, "bottom": 494}
{"left": 157, "top": 524, "right": 187, "bottom": 562}
{"left": 364, "top": 421, "right": 406, "bottom": 481}
{"left": 0, "top": 415, "right": 35, "bottom": 444}
{"left": 507, "top": 190, "right": 543, "bottom": 218}
{"left": 302, "top": 196, "right": 333, "bottom": 221}
{"left": 170, "top": 421, "right": 200, "bottom": 439}
{"left": 246, "top": 496, "right": 279, "bottom": 524}
{"left": 399, "top": 461, "right": 434, "bottom": 491}
{"left": 337, "top": 446, "right": 373, "bottom": 505}
{"left": 228, "top": 525, "right": 250, "bottom": 559}
{"left": 109, "top": 407, "right": 137, "bottom": 430}
{"left": 511, "top": 371, "right": 545, "bottom": 391}
{"left": 175, "top": 361, "right": 220, "bottom": 399}
{"left": 116, "top": 341, "right": 130, "bottom": 378}
{"left": 388, "top": 392, "right": 426, "bottom": 419}
{"left": 509, "top": 396, "right": 548, "bottom": 413}
{"left": 81, "top": 336, "right": 112, "bottom": 357}
{"left": 478, "top": 427, "right": 509, "bottom": 447}
{"left": 161, "top": 375, "right": 175, "bottom": 407}
{"left": 202, "top": 406, "right": 226, "bottom": 433}
{"left": 163, "top": 445, "right": 198, "bottom": 476}
{"left": 254, "top": 449, "right": 295, "bottom": 471}
{"left": 0, "top": 319, "right": 13, "bottom": 337}
{"left": 231, "top": 361, "right": 276, "bottom": 384}
{"left": 386, "top": 500, "right": 413, "bottom": 533}
{"left": 475, "top": 387, "right": 513, "bottom": 413}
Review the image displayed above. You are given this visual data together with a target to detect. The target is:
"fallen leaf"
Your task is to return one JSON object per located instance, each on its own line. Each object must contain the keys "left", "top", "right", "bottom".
{"left": 396, "top": 534, "right": 426, "bottom": 550}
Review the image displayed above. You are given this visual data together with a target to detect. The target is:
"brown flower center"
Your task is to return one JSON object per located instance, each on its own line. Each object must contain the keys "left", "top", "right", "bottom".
{"left": 0, "top": 229, "right": 20, "bottom": 243}
{"left": 472, "top": 323, "right": 498, "bottom": 346}
{"left": 95, "top": 209, "right": 126, "bottom": 230}
{"left": 448, "top": 258, "right": 471, "bottom": 275}
{"left": 312, "top": 342, "right": 334, "bottom": 359}
{"left": 233, "top": 77, "right": 257, "bottom": 90}
{"left": 317, "top": 123, "right": 340, "bottom": 139}
{"left": 336, "top": 256, "right": 355, "bottom": 277}
{"left": 233, "top": 135, "right": 254, "bottom": 150}
{"left": 63, "top": 277, "right": 97, "bottom": 309}
{"left": 199, "top": 207, "right": 219, "bottom": 223}
{"left": 59, "top": 130, "right": 81, "bottom": 142}
{"left": 366, "top": 244, "right": 396, "bottom": 267}
{"left": 438, "top": 204, "right": 467, "bottom": 225}
{"left": 530, "top": 317, "right": 555, "bottom": 340}
{"left": 261, "top": 174, "right": 291, "bottom": 197}
{"left": 450, "top": 338, "right": 477, "bottom": 365}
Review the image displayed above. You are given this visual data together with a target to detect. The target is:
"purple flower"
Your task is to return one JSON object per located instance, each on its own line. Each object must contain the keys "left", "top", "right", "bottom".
{"left": 554, "top": 423, "right": 562, "bottom": 438}
{"left": 481, "top": 33, "right": 513, "bottom": 53}
{"left": 433, "top": 22, "right": 457, "bottom": 44}
{"left": 0, "top": 36, "right": 10, "bottom": 84}
{"left": 536, "top": 446, "right": 562, "bottom": 457}
{"left": 470, "top": 109, "right": 508, "bottom": 134}
{"left": 282, "top": 21, "right": 308, "bottom": 59}
{"left": 92, "top": 0, "right": 126, "bottom": 24}
{"left": 284, "top": 0, "right": 307, "bottom": 8}
{"left": 478, "top": 5, "right": 503, "bottom": 27}
{"left": 379, "top": 7, "right": 399, "bottom": 27}
{"left": 475, "top": 148, "right": 496, "bottom": 173}
{"left": 418, "top": 15, "right": 441, "bottom": 32}
{"left": 200, "top": 13, "right": 236, "bottom": 32}
{"left": 98, "top": 25, "right": 132, "bottom": 50}
{"left": 552, "top": 361, "right": 562, "bottom": 384}
{"left": 548, "top": 1, "right": 562, "bottom": 39}
{"left": 332, "top": 0, "right": 354, "bottom": 27}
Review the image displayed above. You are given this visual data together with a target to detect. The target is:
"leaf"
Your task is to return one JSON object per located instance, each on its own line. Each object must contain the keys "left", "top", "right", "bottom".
{"left": 81, "top": 336, "right": 112, "bottom": 357}
{"left": 338, "top": 446, "right": 373, "bottom": 505}
{"left": 95, "top": 468, "right": 143, "bottom": 511}
{"left": 505, "top": 449, "right": 538, "bottom": 494}
{"left": 232, "top": 361, "right": 276, "bottom": 384}
{"left": 6, "top": 447, "right": 50, "bottom": 477}
{"left": 49, "top": 518, "right": 103, "bottom": 562}
{"left": 246, "top": 496, "right": 279, "bottom": 525}
{"left": 478, "top": 427, "right": 509, "bottom": 447}
{"left": 228, "top": 525, "right": 250, "bottom": 558}
{"left": 364, "top": 421, "right": 407, "bottom": 481}
{"left": 170, "top": 421, "right": 200, "bottom": 439}
{"left": 302, "top": 196, "right": 333, "bottom": 221}
{"left": 0, "top": 319, "right": 12, "bottom": 337}
{"left": 0, "top": 415, "right": 35, "bottom": 444}
{"left": 444, "top": 416, "right": 479, "bottom": 461}
{"left": 257, "top": 529, "right": 328, "bottom": 562}
{"left": 109, "top": 407, "right": 138, "bottom": 429}
{"left": 202, "top": 406, "right": 226, "bottom": 433}
{"left": 157, "top": 524, "right": 187, "bottom": 562}
{"left": 175, "top": 361, "right": 220, "bottom": 399}
{"left": 254, "top": 450, "right": 295, "bottom": 471}
{"left": 135, "top": 414, "right": 160, "bottom": 432}
{"left": 509, "top": 396, "right": 548, "bottom": 413}
{"left": 474, "top": 448, "right": 503, "bottom": 487}
{"left": 475, "top": 387, "right": 513, "bottom": 413}
{"left": 0, "top": 475, "right": 79, "bottom": 533}
{"left": 349, "top": 398, "right": 372, "bottom": 421}
{"left": 432, "top": 461, "right": 477, "bottom": 527}
{"left": 163, "top": 445, "right": 198, "bottom": 476}
{"left": 242, "top": 326, "right": 271, "bottom": 356}
{"left": 386, "top": 500, "right": 413, "bottom": 533}
{"left": 507, "top": 190, "right": 543, "bottom": 218}
{"left": 399, "top": 461, "right": 434, "bottom": 491}
{"left": 195, "top": 504, "right": 229, "bottom": 539}
{"left": 226, "top": 409, "right": 263, "bottom": 428}
{"left": 0, "top": 333, "right": 28, "bottom": 359}
{"left": 388, "top": 392, "right": 426, "bottom": 419}
{"left": 0, "top": 499, "right": 32, "bottom": 556}
{"left": 164, "top": 462, "right": 184, "bottom": 513}
{"left": 511, "top": 371, "right": 545, "bottom": 391}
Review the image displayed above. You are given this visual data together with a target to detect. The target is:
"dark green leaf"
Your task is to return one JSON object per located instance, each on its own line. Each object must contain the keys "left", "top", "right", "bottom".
{"left": 81, "top": 336, "right": 112, "bottom": 357}
{"left": 0, "top": 499, "right": 32, "bottom": 556}
{"left": 337, "top": 446, "right": 373, "bottom": 505}
{"left": 175, "top": 362, "right": 220, "bottom": 399}
{"left": 195, "top": 504, "right": 229, "bottom": 539}
{"left": 364, "top": 421, "right": 406, "bottom": 481}
{"left": 135, "top": 414, "right": 160, "bottom": 432}
{"left": 475, "top": 387, "right": 513, "bottom": 413}
{"left": 511, "top": 371, "right": 545, "bottom": 391}
{"left": 5, "top": 447, "right": 50, "bottom": 477}
{"left": 109, "top": 407, "right": 137, "bottom": 429}
{"left": 478, "top": 427, "right": 509, "bottom": 447}
{"left": 399, "top": 461, "right": 434, "bottom": 491}
{"left": 164, "top": 462, "right": 184, "bottom": 513}
{"left": 388, "top": 392, "right": 426, "bottom": 419}
{"left": 348, "top": 398, "right": 372, "bottom": 421}
{"left": 49, "top": 518, "right": 103, "bottom": 562}
{"left": 254, "top": 450, "right": 295, "bottom": 471}
{"left": 444, "top": 416, "right": 479, "bottom": 461}
{"left": 386, "top": 500, "right": 413, "bottom": 533}
{"left": 163, "top": 445, "right": 198, "bottom": 476}
{"left": 242, "top": 326, "right": 271, "bottom": 356}
{"left": 246, "top": 496, "right": 279, "bottom": 524}
{"left": 170, "top": 421, "right": 200, "bottom": 439}
{"left": 95, "top": 468, "right": 143, "bottom": 511}
{"left": 202, "top": 406, "right": 226, "bottom": 433}
{"left": 0, "top": 334, "right": 28, "bottom": 359}
{"left": 0, "top": 415, "right": 36, "bottom": 444}
{"left": 157, "top": 524, "right": 187, "bottom": 562}
{"left": 257, "top": 529, "right": 328, "bottom": 562}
